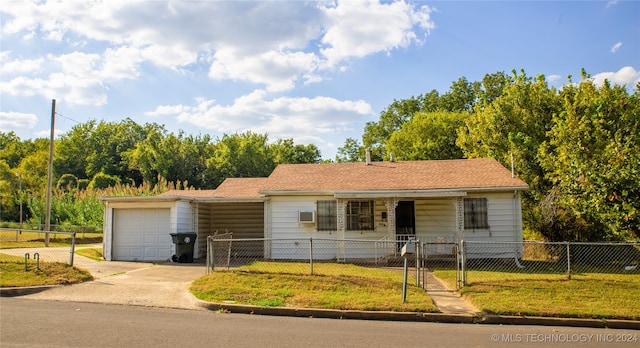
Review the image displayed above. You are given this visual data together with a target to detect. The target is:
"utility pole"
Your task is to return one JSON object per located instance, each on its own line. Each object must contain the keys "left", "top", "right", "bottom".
{"left": 45, "top": 99, "right": 56, "bottom": 246}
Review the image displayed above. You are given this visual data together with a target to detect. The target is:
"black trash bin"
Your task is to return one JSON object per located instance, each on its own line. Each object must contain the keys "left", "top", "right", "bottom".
{"left": 170, "top": 232, "right": 197, "bottom": 263}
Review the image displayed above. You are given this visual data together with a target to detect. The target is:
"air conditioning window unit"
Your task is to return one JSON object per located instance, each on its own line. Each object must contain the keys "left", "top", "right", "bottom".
{"left": 299, "top": 211, "right": 315, "bottom": 223}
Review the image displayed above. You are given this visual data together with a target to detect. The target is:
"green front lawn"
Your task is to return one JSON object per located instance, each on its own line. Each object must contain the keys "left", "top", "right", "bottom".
{"left": 435, "top": 270, "right": 640, "bottom": 320}
{"left": 0, "top": 253, "right": 93, "bottom": 287}
{"left": 191, "top": 262, "right": 438, "bottom": 313}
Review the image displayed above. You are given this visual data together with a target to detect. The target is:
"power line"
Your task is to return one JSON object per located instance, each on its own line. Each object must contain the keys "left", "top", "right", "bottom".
{"left": 56, "top": 113, "right": 81, "bottom": 125}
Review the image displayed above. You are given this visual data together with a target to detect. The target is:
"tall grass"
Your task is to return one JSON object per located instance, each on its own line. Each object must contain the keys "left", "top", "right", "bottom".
{"left": 21, "top": 176, "right": 191, "bottom": 229}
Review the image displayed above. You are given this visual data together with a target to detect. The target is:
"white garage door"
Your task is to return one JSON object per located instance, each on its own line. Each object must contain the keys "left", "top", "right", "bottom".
{"left": 112, "top": 208, "right": 172, "bottom": 261}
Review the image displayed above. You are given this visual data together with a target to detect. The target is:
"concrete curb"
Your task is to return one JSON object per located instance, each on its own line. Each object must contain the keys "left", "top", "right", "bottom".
{"left": 0, "top": 285, "right": 61, "bottom": 297}
{"left": 197, "top": 301, "right": 475, "bottom": 323}
{"left": 478, "top": 315, "right": 640, "bottom": 330}
{"left": 196, "top": 301, "right": 640, "bottom": 330}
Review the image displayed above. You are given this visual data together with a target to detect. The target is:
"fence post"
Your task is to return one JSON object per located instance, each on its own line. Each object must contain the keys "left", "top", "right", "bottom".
{"left": 309, "top": 237, "right": 314, "bottom": 275}
{"left": 402, "top": 257, "right": 408, "bottom": 303}
{"left": 460, "top": 240, "right": 466, "bottom": 287}
{"left": 566, "top": 241, "right": 571, "bottom": 280}
{"left": 69, "top": 232, "right": 76, "bottom": 266}
{"left": 206, "top": 236, "right": 211, "bottom": 274}
{"left": 415, "top": 240, "right": 420, "bottom": 287}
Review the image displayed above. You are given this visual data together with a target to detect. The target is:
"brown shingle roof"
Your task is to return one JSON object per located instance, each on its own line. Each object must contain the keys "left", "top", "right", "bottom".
{"left": 259, "top": 158, "right": 527, "bottom": 192}
{"left": 210, "top": 178, "right": 268, "bottom": 198}
{"left": 158, "top": 178, "right": 267, "bottom": 198}
{"left": 158, "top": 189, "right": 218, "bottom": 198}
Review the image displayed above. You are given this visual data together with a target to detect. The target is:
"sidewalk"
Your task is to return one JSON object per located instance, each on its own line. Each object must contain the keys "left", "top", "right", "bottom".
{"left": 424, "top": 270, "right": 479, "bottom": 315}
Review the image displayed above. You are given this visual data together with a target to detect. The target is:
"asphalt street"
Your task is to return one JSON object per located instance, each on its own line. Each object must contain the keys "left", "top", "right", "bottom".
{"left": 2, "top": 298, "right": 638, "bottom": 348}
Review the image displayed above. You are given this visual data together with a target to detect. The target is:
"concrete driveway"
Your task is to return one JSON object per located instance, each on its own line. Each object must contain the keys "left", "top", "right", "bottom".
{"left": 21, "top": 254, "right": 208, "bottom": 310}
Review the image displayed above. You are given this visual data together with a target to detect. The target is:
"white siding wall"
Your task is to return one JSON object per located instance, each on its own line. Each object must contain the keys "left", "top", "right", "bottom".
{"left": 462, "top": 192, "right": 523, "bottom": 259}
{"left": 269, "top": 196, "right": 388, "bottom": 260}
{"left": 462, "top": 192, "right": 521, "bottom": 242}
{"left": 173, "top": 201, "right": 194, "bottom": 257}
{"left": 415, "top": 198, "right": 457, "bottom": 242}
{"left": 175, "top": 201, "right": 193, "bottom": 233}
{"left": 266, "top": 191, "right": 523, "bottom": 260}
{"left": 269, "top": 195, "right": 333, "bottom": 259}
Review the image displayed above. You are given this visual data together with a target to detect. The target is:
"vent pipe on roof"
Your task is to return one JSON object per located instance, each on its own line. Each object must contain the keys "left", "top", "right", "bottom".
{"left": 366, "top": 148, "right": 372, "bottom": 166}
{"left": 510, "top": 152, "right": 515, "bottom": 178}
{"left": 390, "top": 153, "right": 395, "bottom": 162}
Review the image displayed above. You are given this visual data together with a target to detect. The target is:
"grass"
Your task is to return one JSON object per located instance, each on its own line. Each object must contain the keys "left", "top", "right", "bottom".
{"left": 75, "top": 247, "right": 104, "bottom": 261}
{"left": 434, "top": 269, "right": 640, "bottom": 320}
{"left": 0, "top": 230, "right": 103, "bottom": 249}
{"left": 191, "top": 262, "right": 439, "bottom": 313}
{"left": 0, "top": 253, "right": 93, "bottom": 287}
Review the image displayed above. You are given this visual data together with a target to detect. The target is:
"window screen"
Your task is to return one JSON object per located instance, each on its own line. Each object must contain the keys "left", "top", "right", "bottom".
{"left": 346, "top": 200, "right": 374, "bottom": 231}
{"left": 317, "top": 200, "right": 337, "bottom": 231}
{"left": 464, "top": 198, "right": 489, "bottom": 230}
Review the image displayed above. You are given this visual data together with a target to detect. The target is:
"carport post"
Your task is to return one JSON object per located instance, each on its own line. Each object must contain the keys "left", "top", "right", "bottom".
{"left": 69, "top": 232, "right": 76, "bottom": 266}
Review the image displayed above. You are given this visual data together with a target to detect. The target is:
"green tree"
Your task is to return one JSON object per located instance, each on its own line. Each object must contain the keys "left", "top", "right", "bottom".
{"left": 84, "top": 118, "right": 152, "bottom": 183}
{"left": 16, "top": 149, "right": 50, "bottom": 192}
{"left": 57, "top": 174, "right": 78, "bottom": 190}
{"left": 457, "top": 70, "right": 565, "bottom": 240}
{"left": 270, "top": 139, "right": 321, "bottom": 164}
{"left": 540, "top": 78, "right": 640, "bottom": 240}
{"left": 438, "top": 77, "right": 479, "bottom": 112}
{"left": 387, "top": 111, "right": 466, "bottom": 160}
{"left": 89, "top": 172, "right": 121, "bottom": 189}
{"left": 126, "top": 129, "right": 214, "bottom": 188}
{"left": 55, "top": 120, "right": 96, "bottom": 180}
{"left": 336, "top": 137, "right": 365, "bottom": 162}
{"left": 0, "top": 160, "right": 19, "bottom": 222}
{"left": 206, "top": 132, "right": 275, "bottom": 187}
{"left": 363, "top": 96, "right": 425, "bottom": 161}
{"left": 457, "top": 70, "right": 561, "bottom": 199}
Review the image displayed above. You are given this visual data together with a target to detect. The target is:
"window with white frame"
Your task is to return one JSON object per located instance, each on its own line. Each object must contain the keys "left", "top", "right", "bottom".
{"left": 346, "top": 200, "right": 374, "bottom": 231}
{"left": 317, "top": 200, "right": 337, "bottom": 231}
{"left": 464, "top": 198, "right": 489, "bottom": 230}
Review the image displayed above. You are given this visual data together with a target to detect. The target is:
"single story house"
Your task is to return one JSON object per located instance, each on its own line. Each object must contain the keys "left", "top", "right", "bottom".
{"left": 101, "top": 158, "right": 528, "bottom": 262}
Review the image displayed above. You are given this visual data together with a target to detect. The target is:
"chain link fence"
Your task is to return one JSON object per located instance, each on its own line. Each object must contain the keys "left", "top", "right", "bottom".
{"left": 461, "top": 241, "right": 640, "bottom": 285}
{"left": 206, "top": 236, "right": 423, "bottom": 284}
{"left": 0, "top": 228, "right": 79, "bottom": 265}
{"left": 206, "top": 236, "right": 639, "bottom": 291}
{"left": 0, "top": 222, "right": 102, "bottom": 240}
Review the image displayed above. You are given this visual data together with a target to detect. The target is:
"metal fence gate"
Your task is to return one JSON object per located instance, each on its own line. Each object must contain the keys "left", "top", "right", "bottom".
{"left": 420, "top": 241, "right": 461, "bottom": 291}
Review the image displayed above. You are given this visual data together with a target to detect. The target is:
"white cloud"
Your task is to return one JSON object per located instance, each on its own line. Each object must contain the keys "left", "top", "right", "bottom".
{"left": 0, "top": 56, "right": 44, "bottom": 75}
{"left": 610, "top": 42, "right": 622, "bottom": 53}
{"left": 162, "top": 90, "right": 372, "bottom": 147}
{"left": 319, "top": 0, "right": 434, "bottom": 66}
{"left": 547, "top": 74, "right": 562, "bottom": 83}
{"left": 145, "top": 104, "right": 187, "bottom": 117}
{"left": 209, "top": 49, "right": 320, "bottom": 92}
{"left": 592, "top": 66, "right": 640, "bottom": 88}
{"left": 0, "top": 111, "right": 38, "bottom": 131}
{"left": 1, "top": 1, "right": 434, "bottom": 94}
{"left": 607, "top": 0, "right": 619, "bottom": 8}
{"left": 0, "top": 51, "right": 108, "bottom": 105}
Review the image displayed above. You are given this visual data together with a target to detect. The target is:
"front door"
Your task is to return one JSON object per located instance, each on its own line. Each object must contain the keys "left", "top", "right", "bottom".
{"left": 396, "top": 201, "right": 415, "bottom": 243}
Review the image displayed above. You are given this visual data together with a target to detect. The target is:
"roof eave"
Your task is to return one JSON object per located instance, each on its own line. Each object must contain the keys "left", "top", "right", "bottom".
{"left": 192, "top": 196, "right": 269, "bottom": 203}
{"left": 260, "top": 185, "right": 528, "bottom": 199}
{"left": 99, "top": 195, "right": 187, "bottom": 203}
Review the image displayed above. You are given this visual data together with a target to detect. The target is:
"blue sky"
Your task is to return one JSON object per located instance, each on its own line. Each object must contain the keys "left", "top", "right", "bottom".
{"left": 1, "top": 0, "right": 638, "bottom": 159}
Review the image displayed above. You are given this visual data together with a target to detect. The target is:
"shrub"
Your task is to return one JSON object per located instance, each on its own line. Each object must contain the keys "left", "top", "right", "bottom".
{"left": 88, "top": 173, "right": 120, "bottom": 189}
